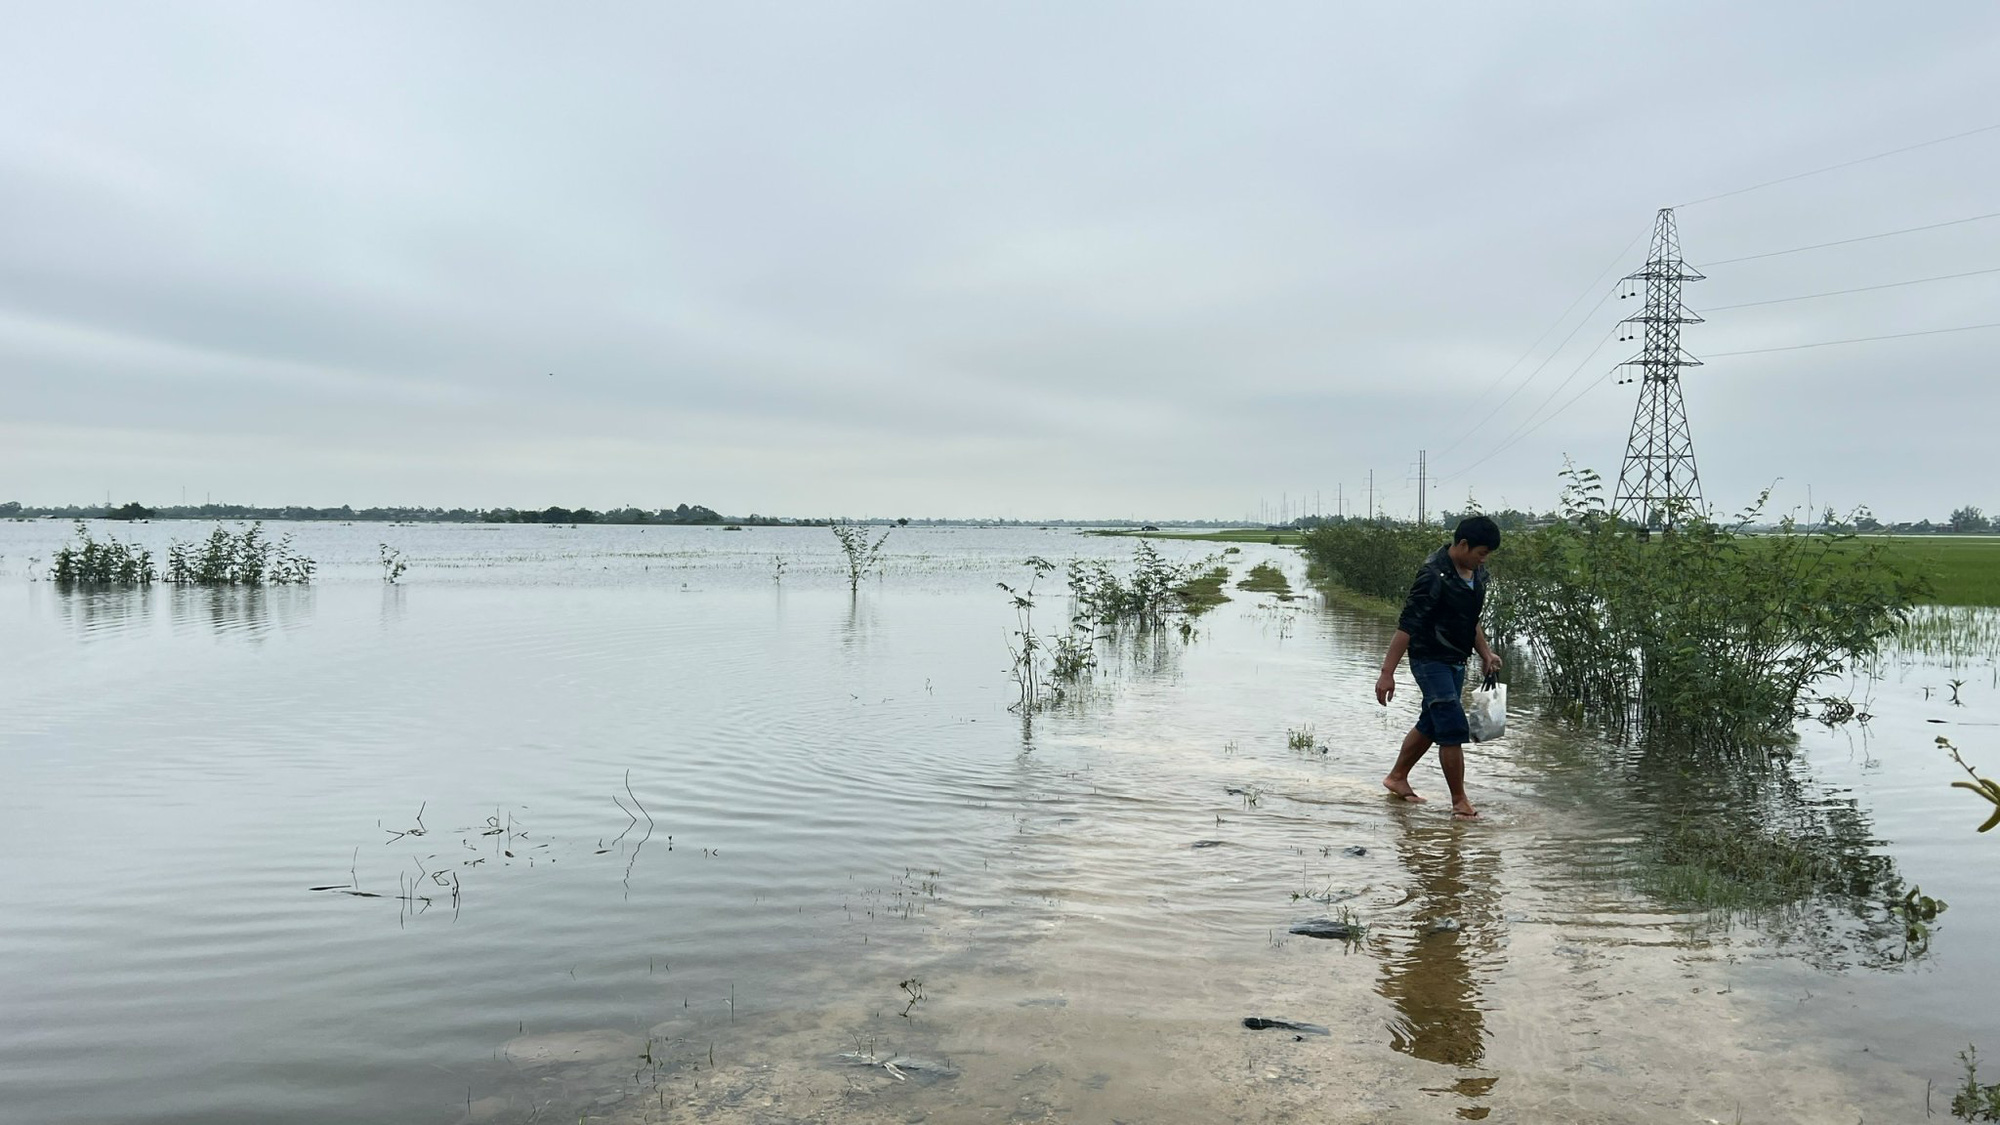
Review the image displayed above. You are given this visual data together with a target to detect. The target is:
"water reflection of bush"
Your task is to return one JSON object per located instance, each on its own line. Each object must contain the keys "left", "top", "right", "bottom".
{"left": 55, "top": 586, "right": 156, "bottom": 638}
{"left": 1517, "top": 729, "right": 1919, "bottom": 970}
{"left": 1376, "top": 816, "right": 1503, "bottom": 1114}
{"left": 168, "top": 585, "right": 316, "bottom": 637}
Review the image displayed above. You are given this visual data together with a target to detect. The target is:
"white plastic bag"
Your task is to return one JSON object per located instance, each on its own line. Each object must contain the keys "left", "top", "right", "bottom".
{"left": 1467, "top": 679, "right": 1507, "bottom": 743}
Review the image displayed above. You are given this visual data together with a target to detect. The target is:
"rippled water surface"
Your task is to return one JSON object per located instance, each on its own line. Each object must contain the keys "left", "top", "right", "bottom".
{"left": 0, "top": 522, "right": 1994, "bottom": 1124}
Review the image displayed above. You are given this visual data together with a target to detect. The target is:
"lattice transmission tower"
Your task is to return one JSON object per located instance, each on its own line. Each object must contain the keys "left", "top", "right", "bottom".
{"left": 1612, "top": 207, "right": 1706, "bottom": 529}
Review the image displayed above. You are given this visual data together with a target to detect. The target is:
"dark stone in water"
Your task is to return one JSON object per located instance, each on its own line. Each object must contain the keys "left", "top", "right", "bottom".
{"left": 1243, "top": 1017, "right": 1330, "bottom": 1036}
{"left": 1191, "top": 839, "right": 1226, "bottom": 848}
{"left": 1341, "top": 845, "right": 1367, "bottom": 857}
{"left": 1289, "top": 918, "right": 1362, "bottom": 940}
{"left": 1224, "top": 786, "right": 1248, "bottom": 796}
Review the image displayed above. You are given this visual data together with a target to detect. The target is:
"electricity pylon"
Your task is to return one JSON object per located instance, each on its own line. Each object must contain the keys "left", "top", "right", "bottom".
{"left": 1612, "top": 208, "right": 1706, "bottom": 529}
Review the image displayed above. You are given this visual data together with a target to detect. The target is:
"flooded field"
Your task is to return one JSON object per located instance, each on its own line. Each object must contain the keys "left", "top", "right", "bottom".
{"left": 0, "top": 523, "right": 1994, "bottom": 1124}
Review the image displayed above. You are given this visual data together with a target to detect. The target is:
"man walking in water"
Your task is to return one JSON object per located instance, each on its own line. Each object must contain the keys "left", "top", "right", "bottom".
{"left": 1376, "top": 516, "right": 1502, "bottom": 818}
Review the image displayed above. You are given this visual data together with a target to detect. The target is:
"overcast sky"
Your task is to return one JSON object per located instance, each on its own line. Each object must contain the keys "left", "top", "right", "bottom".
{"left": 3, "top": 3, "right": 1997, "bottom": 520}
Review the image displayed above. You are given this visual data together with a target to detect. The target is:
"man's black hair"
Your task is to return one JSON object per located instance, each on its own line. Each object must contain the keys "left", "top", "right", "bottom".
{"left": 1454, "top": 515, "right": 1501, "bottom": 551}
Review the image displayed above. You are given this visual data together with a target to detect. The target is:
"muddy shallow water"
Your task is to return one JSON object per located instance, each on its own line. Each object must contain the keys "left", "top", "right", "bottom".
{"left": 0, "top": 523, "right": 1992, "bottom": 1123}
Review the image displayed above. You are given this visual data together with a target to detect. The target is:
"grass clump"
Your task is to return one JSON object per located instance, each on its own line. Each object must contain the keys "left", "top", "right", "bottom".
{"left": 51, "top": 522, "right": 156, "bottom": 585}
{"left": 1238, "top": 561, "right": 1294, "bottom": 599}
{"left": 165, "top": 524, "right": 315, "bottom": 585}
{"left": 1895, "top": 606, "right": 2000, "bottom": 666}
{"left": 1174, "top": 565, "right": 1231, "bottom": 614}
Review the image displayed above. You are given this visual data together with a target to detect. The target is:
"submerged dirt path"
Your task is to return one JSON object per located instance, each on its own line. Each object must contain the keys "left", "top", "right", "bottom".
{"left": 550, "top": 778, "right": 1902, "bottom": 1124}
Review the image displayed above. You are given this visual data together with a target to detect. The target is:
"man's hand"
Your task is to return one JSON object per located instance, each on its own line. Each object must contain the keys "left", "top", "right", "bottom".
{"left": 1375, "top": 670, "right": 1396, "bottom": 706}
{"left": 1481, "top": 650, "right": 1503, "bottom": 679}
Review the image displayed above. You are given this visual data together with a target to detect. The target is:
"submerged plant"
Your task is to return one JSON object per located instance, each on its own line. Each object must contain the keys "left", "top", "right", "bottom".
{"left": 999, "top": 556, "right": 1097, "bottom": 711}
{"left": 830, "top": 520, "right": 890, "bottom": 593}
{"left": 164, "top": 523, "right": 315, "bottom": 586}
{"left": 1067, "top": 540, "right": 1225, "bottom": 630}
{"left": 51, "top": 521, "right": 154, "bottom": 585}
{"left": 1955, "top": 1046, "right": 2000, "bottom": 1122}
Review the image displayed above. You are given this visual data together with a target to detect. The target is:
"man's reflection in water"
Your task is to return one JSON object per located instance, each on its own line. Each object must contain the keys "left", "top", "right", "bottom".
{"left": 1376, "top": 815, "right": 1503, "bottom": 1119}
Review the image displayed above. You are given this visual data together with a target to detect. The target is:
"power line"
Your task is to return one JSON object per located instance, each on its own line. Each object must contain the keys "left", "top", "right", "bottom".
{"left": 1434, "top": 317, "right": 1624, "bottom": 485}
{"left": 1698, "top": 210, "right": 2000, "bottom": 267}
{"left": 1699, "top": 265, "right": 2000, "bottom": 311}
{"left": 1438, "top": 362, "right": 1623, "bottom": 488}
{"left": 1705, "top": 321, "right": 2000, "bottom": 358}
{"left": 1677, "top": 122, "right": 2000, "bottom": 208}
{"left": 1440, "top": 228, "right": 1648, "bottom": 449}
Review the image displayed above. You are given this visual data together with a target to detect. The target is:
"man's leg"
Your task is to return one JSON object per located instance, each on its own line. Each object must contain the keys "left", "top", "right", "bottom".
{"left": 1383, "top": 726, "right": 1433, "bottom": 802}
{"left": 1437, "top": 743, "right": 1477, "bottom": 818}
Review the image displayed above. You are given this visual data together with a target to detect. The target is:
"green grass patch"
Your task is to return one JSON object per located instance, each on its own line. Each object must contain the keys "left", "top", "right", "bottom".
{"left": 1316, "top": 584, "right": 1400, "bottom": 618}
{"left": 1173, "top": 565, "right": 1232, "bottom": 614}
{"left": 1237, "top": 561, "right": 1294, "bottom": 598}
{"left": 1859, "top": 536, "right": 2000, "bottom": 607}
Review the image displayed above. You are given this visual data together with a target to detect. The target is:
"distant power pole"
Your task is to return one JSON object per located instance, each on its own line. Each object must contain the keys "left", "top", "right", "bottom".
{"left": 1367, "top": 471, "right": 1375, "bottom": 522}
{"left": 1613, "top": 208, "right": 1706, "bottom": 529}
{"left": 1417, "top": 450, "right": 1428, "bottom": 525}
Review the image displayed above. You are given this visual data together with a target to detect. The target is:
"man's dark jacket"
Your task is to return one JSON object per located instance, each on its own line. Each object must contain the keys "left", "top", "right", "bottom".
{"left": 1398, "top": 546, "right": 1488, "bottom": 664}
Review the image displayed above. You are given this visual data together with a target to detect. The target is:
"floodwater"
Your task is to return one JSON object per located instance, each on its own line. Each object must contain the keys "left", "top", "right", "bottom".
{"left": 0, "top": 522, "right": 1993, "bottom": 1124}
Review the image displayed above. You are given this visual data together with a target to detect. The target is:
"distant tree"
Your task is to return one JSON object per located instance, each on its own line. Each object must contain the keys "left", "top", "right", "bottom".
{"left": 109, "top": 502, "right": 154, "bottom": 520}
{"left": 1949, "top": 506, "right": 1991, "bottom": 533}
{"left": 539, "top": 506, "right": 574, "bottom": 523}
{"left": 0, "top": 501, "right": 20, "bottom": 518}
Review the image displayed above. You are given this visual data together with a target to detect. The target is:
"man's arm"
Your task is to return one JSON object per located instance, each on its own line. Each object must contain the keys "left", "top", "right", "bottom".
{"left": 1474, "top": 624, "right": 1502, "bottom": 678}
{"left": 1376, "top": 630, "right": 1411, "bottom": 705}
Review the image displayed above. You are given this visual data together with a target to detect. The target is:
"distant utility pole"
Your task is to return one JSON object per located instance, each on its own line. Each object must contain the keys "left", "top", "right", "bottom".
{"left": 1367, "top": 471, "right": 1375, "bottom": 522}
{"left": 1417, "top": 450, "right": 1428, "bottom": 525}
{"left": 1613, "top": 207, "right": 1706, "bottom": 529}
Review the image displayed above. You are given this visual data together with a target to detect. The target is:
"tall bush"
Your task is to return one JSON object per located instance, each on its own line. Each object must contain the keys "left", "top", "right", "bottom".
{"left": 51, "top": 522, "right": 155, "bottom": 585}
{"left": 1488, "top": 468, "right": 1919, "bottom": 744}
{"left": 1298, "top": 520, "right": 1441, "bottom": 603}
{"left": 164, "top": 524, "right": 316, "bottom": 586}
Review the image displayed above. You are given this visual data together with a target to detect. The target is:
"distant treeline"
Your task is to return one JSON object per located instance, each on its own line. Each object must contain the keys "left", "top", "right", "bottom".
{"left": 0, "top": 500, "right": 1257, "bottom": 528}
{"left": 0, "top": 500, "right": 775, "bottom": 525}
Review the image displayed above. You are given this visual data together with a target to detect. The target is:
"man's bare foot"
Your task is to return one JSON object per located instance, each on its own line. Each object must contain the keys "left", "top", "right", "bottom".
{"left": 1451, "top": 799, "right": 1479, "bottom": 819}
{"left": 1383, "top": 776, "right": 1427, "bottom": 803}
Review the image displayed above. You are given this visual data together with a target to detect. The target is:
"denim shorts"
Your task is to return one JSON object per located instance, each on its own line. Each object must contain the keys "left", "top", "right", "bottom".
{"left": 1410, "top": 659, "right": 1469, "bottom": 746}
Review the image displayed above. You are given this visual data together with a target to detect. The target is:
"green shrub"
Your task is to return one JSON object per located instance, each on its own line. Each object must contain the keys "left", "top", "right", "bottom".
{"left": 51, "top": 522, "right": 155, "bottom": 585}
{"left": 1488, "top": 468, "right": 1919, "bottom": 744}
{"left": 1298, "top": 520, "right": 1440, "bottom": 603}
{"left": 164, "top": 523, "right": 315, "bottom": 586}
{"left": 1067, "top": 540, "right": 1222, "bottom": 629}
